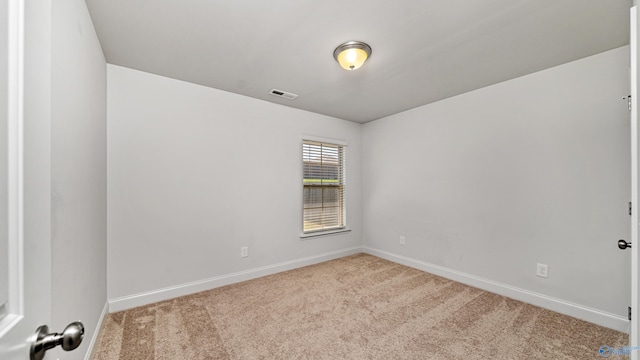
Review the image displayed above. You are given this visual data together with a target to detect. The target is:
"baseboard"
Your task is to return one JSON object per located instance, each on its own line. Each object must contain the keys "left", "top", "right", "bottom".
{"left": 363, "top": 246, "right": 629, "bottom": 333}
{"left": 107, "top": 245, "right": 628, "bottom": 332}
{"left": 108, "top": 246, "right": 363, "bottom": 313}
{"left": 84, "top": 301, "right": 109, "bottom": 360}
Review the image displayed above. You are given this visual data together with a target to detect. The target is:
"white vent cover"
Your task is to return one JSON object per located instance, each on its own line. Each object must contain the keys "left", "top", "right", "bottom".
{"left": 269, "top": 88, "right": 298, "bottom": 100}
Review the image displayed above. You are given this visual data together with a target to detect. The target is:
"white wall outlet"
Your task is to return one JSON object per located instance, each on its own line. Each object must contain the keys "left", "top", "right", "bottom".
{"left": 241, "top": 246, "right": 248, "bottom": 258}
{"left": 400, "top": 236, "right": 406, "bottom": 245}
{"left": 536, "top": 263, "right": 548, "bottom": 278}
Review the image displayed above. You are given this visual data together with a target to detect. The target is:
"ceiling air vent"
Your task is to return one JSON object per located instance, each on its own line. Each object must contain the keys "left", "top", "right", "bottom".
{"left": 269, "top": 88, "right": 298, "bottom": 100}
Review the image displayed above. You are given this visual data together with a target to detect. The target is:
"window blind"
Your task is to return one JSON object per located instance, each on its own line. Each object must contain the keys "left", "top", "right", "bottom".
{"left": 303, "top": 140, "right": 345, "bottom": 233}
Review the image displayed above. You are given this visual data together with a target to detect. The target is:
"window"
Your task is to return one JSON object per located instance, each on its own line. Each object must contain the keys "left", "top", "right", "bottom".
{"left": 302, "top": 140, "right": 346, "bottom": 234}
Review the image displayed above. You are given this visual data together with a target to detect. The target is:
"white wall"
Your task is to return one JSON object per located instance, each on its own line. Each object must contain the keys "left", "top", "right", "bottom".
{"left": 363, "top": 46, "right": 631, "bottom": 325}
{"left": 107, "top": 65, "right": 362, "bottom": 302}
{"left": 51, "top": 1, "right": 107, "bottom": 358}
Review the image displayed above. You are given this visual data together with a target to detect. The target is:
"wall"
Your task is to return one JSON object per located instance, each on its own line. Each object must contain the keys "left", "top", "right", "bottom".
{"left": 363, "top": 46, "right": 631, "bottom": 330}
{"left": 51, "top": 0, "right": 107, "bottom": 358}
{"left": 107, "top": 65, "right": 362, "bottom": 306}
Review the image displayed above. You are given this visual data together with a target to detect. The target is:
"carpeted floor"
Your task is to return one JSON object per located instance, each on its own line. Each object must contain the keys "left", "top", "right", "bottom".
{"left": 91, "top": 254, "right": 628, "bottom": 359}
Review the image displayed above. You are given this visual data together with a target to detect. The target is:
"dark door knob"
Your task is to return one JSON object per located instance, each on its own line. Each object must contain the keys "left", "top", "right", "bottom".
{"left": 618, "top": 239, "right": 632, "bottom": 250}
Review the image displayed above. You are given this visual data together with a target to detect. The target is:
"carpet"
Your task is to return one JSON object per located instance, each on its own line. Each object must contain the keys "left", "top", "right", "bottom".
{"left": 91, "top": 254, "right": 628, "bottom": 359}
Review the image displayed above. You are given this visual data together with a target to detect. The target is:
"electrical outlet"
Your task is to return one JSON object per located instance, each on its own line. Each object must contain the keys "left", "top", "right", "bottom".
{"left": 400, "top": 236, "right": 406, "bottom": 246}
{"left": 536, "top": 263, "right": 548, "bottom": 278}
{"left": 241, "top": 246, "right": 248, "bottom": 258}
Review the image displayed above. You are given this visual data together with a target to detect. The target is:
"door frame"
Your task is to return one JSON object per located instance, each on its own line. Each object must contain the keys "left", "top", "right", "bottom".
{"left": 630, "top": 4, "right": 639, "bottom": 360}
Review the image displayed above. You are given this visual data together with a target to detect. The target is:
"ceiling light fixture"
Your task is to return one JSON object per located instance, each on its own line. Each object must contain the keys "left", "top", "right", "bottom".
{"left": 333, "top": 41, "right": 372, "bottom": 71}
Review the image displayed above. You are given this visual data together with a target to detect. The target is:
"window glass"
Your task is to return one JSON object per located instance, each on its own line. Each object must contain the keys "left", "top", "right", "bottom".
{"left": 302, "top": 141, "right": 345, "bottom": 233}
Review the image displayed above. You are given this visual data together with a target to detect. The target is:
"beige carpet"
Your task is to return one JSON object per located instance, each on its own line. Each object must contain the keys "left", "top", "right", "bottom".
{"left": 91, "top": 254, "right": 627, "bottom": 359}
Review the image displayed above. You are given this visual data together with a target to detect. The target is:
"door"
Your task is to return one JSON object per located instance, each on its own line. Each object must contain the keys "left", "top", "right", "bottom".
{"left": 0, "top": 0, "right": 53, "bottom": 358}
{"left": 0, "top": 0, "right": 94, "bottom": 357}
{"left": 631, "top": 5, "right": 640, "bottom": 360}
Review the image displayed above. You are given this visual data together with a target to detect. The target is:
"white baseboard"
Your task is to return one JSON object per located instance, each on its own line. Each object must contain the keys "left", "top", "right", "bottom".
{"left": 84, "top": 301, "right": 109, "bottom": 360}
{"left": 107, "top": 245, "right": 628, "bottom": 333}
{"left": 108, "top": 246, "right": 363, "bottom": 313}
{"left": 363, "top": 246, "right": 629, "bottom": 333}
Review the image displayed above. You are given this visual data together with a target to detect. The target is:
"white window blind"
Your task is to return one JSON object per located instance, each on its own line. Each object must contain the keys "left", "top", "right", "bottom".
{"left": 303, "top": 140, "right": 346, "bottom": 233}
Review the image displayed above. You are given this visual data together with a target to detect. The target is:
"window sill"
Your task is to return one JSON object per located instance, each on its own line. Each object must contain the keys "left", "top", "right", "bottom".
{"left": 300, "top": 228, "right": 351, "bottom": 240}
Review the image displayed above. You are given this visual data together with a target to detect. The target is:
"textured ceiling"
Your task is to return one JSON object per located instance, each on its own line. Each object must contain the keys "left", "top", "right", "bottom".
{"left": 85, "top": 0, "right": 631, "bottom": 123}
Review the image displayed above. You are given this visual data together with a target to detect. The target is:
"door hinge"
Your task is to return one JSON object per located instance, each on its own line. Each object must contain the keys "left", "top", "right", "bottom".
{"left": 629, "top": 306, "right": 632, "bottom": 321}
{"left": 630, "top": 202, "right": 633, "bottom": 216}
{"left": 624, "top": 95, "right": 632, "bottom": 111}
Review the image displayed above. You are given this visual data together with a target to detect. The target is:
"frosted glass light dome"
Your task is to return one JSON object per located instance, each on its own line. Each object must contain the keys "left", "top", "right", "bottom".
{"left": 333, "top": 41, "right": 372, "bottom": 71}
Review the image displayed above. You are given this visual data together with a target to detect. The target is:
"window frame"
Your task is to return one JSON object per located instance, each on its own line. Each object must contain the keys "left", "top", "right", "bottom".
{"left": 300, "top": 136, "right": 350, "bottom": 238}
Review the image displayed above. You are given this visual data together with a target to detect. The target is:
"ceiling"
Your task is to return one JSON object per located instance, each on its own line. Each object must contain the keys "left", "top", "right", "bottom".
{"left": 85, "top": 0, "right": 631, "bottom": 123}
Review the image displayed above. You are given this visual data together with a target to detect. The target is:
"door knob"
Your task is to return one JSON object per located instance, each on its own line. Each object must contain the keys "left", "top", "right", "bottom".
{"left": 618, "top": 239, "right": 632, "bottom": 250}
{"left": 30, "top": 321, "right": 84, "bottom": 360}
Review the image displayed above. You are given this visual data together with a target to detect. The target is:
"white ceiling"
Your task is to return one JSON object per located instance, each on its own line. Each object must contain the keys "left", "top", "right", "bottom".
{"left": 85, "top": 0, "right": 631, "bottom": 123}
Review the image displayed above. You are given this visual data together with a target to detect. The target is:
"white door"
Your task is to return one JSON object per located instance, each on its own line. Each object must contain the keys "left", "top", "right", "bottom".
{"left": 0, "top": 0, "right": 90, "bottom": 358}
{"left": 631, "top": 5, "right": 640, "bottom": 360}
{"left": 0, "top": 0, "right": 56, "bottom": 358}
